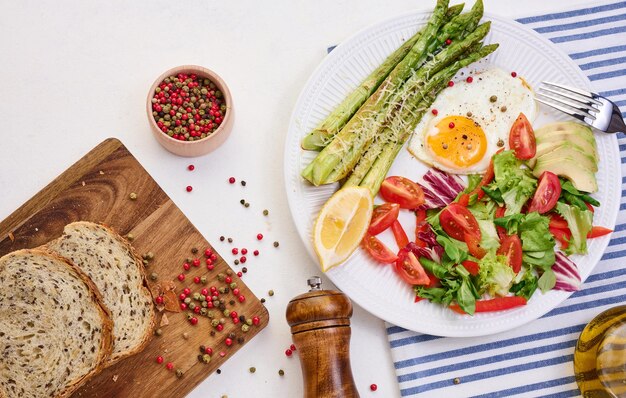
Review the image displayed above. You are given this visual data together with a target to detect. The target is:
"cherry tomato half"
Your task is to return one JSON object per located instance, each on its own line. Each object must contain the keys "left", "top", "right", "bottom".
{"left": 380, "top": 176, "right": 425, "bottom": 209}
{"left": 465, "top": 232, "right": 487, "bottom": 259}
{"left": 368, "top": 203, "right": 400, "bottom": 235}
{"left": 509, "top": 112, "right": 536, "bottom": 160}
{"left": 497, "top": 234, "right": 523, "bottom": 274}
{"left": 391, "top": 220, "right": 410, "bottom": 249}
{"left": 414, "top": 209, "right": 429, "bottom": 248}
{"left": 549, "top": 214, "right": 568, "bottom": 230}
{"left": 394, "top": 250, "right": 430, "bottom": 286}
{"left": 550, "top": 227, "right": 571, "bottom": 249}
{"left": 362, "top": 234, "right": 397, "bottom": 264}
{"left": 439, "top": 203, "right": 481, "bottom": 241}
{"left": 528, "top": 171, "right": 561, "bottom": 214}
{"left": 461, "top": 260, "right": 480, "bottom": 276}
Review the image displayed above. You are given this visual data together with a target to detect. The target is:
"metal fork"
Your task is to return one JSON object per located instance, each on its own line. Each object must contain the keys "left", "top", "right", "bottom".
{"left": 535, "top": 81, "right": 625, "bottom": 134}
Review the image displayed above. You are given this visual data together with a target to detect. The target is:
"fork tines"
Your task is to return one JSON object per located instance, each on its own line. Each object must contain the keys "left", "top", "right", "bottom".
{"left": 536, "top": 81, "right": 600, "bottom": 121}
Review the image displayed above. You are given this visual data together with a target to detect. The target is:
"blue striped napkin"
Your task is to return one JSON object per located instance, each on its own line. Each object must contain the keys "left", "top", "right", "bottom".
{"left": 386, "top": 2, "right": 626, "bottom": 397}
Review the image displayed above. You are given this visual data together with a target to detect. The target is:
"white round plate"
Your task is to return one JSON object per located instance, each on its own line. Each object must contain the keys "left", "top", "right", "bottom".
{"left": 284, "top": 11, "right": 620, "bottom": 337}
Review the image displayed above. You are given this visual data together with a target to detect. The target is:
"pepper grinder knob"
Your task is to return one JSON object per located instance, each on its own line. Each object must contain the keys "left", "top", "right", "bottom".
{"left": 307, "top": 276, "right": 322, "bottom": 291}
{"left": 286, "top": 277, "right": 360, "bottom": 398}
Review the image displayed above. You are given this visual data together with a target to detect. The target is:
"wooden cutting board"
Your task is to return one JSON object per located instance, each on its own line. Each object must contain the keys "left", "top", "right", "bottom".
{"left": 0, "top": 138, "right": 269, "bottom": 398}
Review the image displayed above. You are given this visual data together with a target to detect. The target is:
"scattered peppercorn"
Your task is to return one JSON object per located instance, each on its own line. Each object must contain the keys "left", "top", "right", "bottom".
{"left": 186, "top": 186, "right": 193, "bottom": 192}
{"left": 260, "top": 298, "right": 266, "bottom": 303}
{"left": 150, "top": 272, "right": 158, "bottom": 281}
{"left": 370, "top": 384, "right": 378, "bottom": 391}
{"left": 234, "top": 259, "right": 240, "bottom": 265}
{"left": 183, "top": 332, "right": 189, "bottom": 340}
{"left": 268, "top": 290, "right": 274, "bottom": 297}
{"left": 263, "top": 209, "right": 269, "bottom": 216}
{"left": 126, "top": 233, "right": 135, "bottom": 241}
{"left": 155, "top": 328, "right": 163, "bottom": 336}
{"left": 273, "top": 241, "right": 279, "bottom": 248}
{"left": 244, "top": 202, "right": 250, "bottom": 208}
{"left": 176, "top": 369, "right": 183, "bottom": 378}
{"left": 166, "top": 362, "right": 174, "bottom": 371}
{"left": 241, "top": 180, "right": 246, "bottom": 186}
{"left": 129, "top": 192, "right": 138, "bottom": 200}
{"left": 256, "top": 233, "right": 263, "bottom": 241}
{"left": 240, "top": 199, "right": 245, "bottom": 205}
{"left": 216, "top": 369, "right": 221, "bottom": 374}
{"left": 227, "top": 238, "right": 233, "bottom": 243}
{"left": 285, "top": 349, "right": 292, "bottom": 357}
{"left": 228, "top": 177, "right": 235, "bottom": 184}
{"left": 466, "top": 76, "right": 473, "bottom": 83}
{"left": 220, "top": 236, "right": 225, "bottom": 241}
{"left": 453, "top": 377, "right": 461, "bottom": 385}
{"left": 290, "top": 344, "right": 296, "bottom": 351}
{"left": 489, "top": 95, "right": 498, "bottom": 103}
{"left": 188, "top": 164, "right": 195, "bottom": 171}
{"left": 156, "top": 356, "right": 164, "bottom": 364}
{"left": 249, "top": 367, "right": 256, "bottom": 373}
{"left": 511, "top": 71, "right": 517, "bottom": 77}
{"left": 278, "top": 369, "right": 285, "bottom": 376}
{"left": 242, "top": 267, "right": 248, "bottom": 273}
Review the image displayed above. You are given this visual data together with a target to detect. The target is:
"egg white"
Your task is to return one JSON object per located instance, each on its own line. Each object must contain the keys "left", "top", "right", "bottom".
{"left": 408, "top": 67, "right": 537, "bottom": 174}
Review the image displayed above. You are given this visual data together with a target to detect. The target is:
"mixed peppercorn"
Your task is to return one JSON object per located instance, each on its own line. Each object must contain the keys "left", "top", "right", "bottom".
{"left": 151, "top": 73, "right": 227, "bottom": 141}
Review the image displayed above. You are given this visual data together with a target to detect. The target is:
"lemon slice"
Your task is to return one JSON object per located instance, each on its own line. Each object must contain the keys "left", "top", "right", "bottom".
{"left": 313, "top": 187, "right": 373, "bottom": 272}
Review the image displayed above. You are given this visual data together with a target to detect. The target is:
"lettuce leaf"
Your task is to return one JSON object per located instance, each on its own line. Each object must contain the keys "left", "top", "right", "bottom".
{"left": 477, "top": 252, "right": 516, "bottom": 297}
{"left": 493, "top": 151, "right": 537, "bottom": 215}
{"left": 555, "top": 202, "right": 593, "bottom": 255}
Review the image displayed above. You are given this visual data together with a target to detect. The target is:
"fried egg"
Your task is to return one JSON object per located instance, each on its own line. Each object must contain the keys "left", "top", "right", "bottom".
{"left": 408, "top": 67, "right": 537, "bottom": 174}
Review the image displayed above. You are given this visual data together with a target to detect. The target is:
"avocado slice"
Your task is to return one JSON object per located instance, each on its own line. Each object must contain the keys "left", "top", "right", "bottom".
{"left": 531, "top": 141, "right": 598, "bottom": 171}
{"left": 534, "top": 121, "right": 595, "bottom": 146}
{"left": 535, "top": 122, "right": 598, "bottom": 159}
{"left": 533, "top": 156, "right": 598, "bottom": 193}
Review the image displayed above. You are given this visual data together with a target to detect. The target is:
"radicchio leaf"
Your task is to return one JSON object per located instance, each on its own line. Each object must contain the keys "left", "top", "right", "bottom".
{"left": 417, "top": 168, "right": 465, "bottom": 210}
{"left": 552, "top": 251, "right": 581, "bottom": 292}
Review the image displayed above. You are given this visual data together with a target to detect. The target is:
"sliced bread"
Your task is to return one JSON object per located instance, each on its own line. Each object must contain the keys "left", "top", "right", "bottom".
{"left": 0, "top": 249, "right": 113, "bottom": 398}
{"left": 47, "top": 221, "right": 156, "bottom": 365}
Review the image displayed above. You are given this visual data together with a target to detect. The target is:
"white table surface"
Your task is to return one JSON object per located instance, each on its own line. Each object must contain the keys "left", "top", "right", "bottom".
{"left": 0, "top": 1, "right": 594, "bottom": 397}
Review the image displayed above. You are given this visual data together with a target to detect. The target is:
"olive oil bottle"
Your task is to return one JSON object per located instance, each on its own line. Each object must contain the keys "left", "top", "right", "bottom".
{"left": 575, "top": 306, "right": 626, "bottom": 397}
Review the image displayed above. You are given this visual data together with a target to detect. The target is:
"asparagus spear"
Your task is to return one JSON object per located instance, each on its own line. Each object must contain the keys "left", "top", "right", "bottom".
{"left": 359, "top": 44, "right": 500, "bottom": 196}
{"left": 300, "top": 3, "right": 466, "bottom": 151}
{"left": 326, "top": 20, "right": 491, "bottom": 184}
{"left": 301, "top": 0, "right": 450, "bottom": 186}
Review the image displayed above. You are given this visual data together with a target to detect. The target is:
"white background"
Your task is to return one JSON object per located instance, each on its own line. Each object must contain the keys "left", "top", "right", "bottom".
{"left": 0, "top": 1, "right": 593, "bottom": 397}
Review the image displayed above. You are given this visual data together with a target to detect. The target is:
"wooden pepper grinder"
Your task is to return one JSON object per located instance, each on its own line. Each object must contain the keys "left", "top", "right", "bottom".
{"left": 286, "top": 276, "right": 360, "bottom": 398}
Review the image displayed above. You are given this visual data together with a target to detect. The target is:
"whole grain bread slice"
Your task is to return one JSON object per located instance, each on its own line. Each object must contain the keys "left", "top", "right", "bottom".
{"left": 47, "top": 221, "right": 156, "bottom": 365}
{"left": 0, "top": 249, "right": 113, "bottom": 398}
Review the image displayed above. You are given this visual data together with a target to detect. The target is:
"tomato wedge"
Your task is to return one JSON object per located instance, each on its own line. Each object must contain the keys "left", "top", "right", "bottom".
{"left": 380, "top": 176, "right": 425, "bottom": 209}
{"left": 391, "top": 220, "right": 410, "bottom": 249}
{"left": 395, "top": 250, "right": 430, "bottom": 285}
{"left": 461, "top": 260, "right": 480, "bottom": 276}
{"left": 549, "top": 214, "right": 568, "bottom": 230}
{"left": 495, "top": 206, "right": 507, "bottom": 240}
{"left": 465, "top": 232, "right": 487, "bottom": 259}
{"left": 497, "top": 234, "right": 523, "bottom": 273}
{"left": 450, "top": 296, "right": 527, "bottom": 314}
{"left": 586, "top": 202, "right": 595, "bottom": 213}
{"left": 509, "top": 113, "right": 536, "bottom": 160}
{"left": 439, "top": 203, "right": 481, "bottom": 241}
{"left": 362, "top": 234, "right": 398, "bottom": 264}
{"left": 368, "top": 203, "right": 400, "bottom": 235}
{"left": 414, "top": 209, "right": 429, "bottom": 247}
{"left": 527, "top": 171, "right": 561, "bottom": 214}
{"left": 550, "top": 227, "right": 571, "bottom": 249}
{"left": 588, "top": 226, "right": 612, "bottom": 238}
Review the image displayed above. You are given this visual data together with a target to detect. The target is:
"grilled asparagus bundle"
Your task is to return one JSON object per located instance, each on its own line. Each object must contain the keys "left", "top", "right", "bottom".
{"left": 300, "top": 0, "right": 497, "bottom": 195}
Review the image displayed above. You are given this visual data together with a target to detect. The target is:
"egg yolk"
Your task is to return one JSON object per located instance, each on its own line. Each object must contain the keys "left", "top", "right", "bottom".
{"left": 426, "top": 116, "right": 487, "bottom": 168}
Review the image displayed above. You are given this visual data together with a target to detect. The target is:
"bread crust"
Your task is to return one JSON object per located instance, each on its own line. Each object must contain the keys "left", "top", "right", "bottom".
{"left": 0, "top": 249, "right": 114, "bottom": 398}
{"left": 46, "top": 221, "right": 157, "bottom": 367}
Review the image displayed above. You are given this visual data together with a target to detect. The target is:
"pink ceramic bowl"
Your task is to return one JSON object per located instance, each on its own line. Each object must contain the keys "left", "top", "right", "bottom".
{"left": 147, "top": 65, "right": 234, "bottom": 157}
